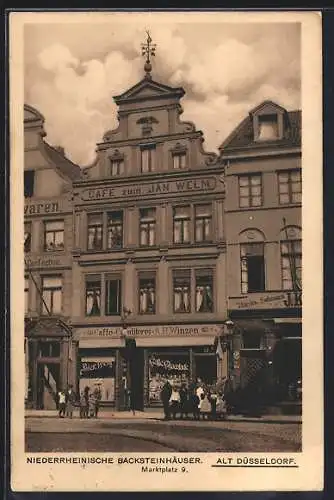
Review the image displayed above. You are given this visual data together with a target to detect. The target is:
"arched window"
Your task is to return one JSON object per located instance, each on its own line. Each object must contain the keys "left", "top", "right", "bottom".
{"left": 280, "top": 226, "right": 302, "bottom": 291}
{"left": 239, "top": 229, "right": 266, "bottom": 294}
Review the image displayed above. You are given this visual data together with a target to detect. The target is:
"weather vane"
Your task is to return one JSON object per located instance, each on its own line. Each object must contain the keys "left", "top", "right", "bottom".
{"left": 141, "top": 30, "right": 156, "bottom": 79}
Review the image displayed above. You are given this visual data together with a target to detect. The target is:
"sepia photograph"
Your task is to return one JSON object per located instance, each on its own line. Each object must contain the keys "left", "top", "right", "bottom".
{"left": 10, "top": 10, "right": 323, "bottom": 492}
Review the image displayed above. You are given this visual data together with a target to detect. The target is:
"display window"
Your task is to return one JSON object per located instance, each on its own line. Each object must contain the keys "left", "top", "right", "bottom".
{"left": 79, "top": 356, "right": 116, "bottom": 402}
{"left": 148, "top": 352, "right": 190, "bottom": 405}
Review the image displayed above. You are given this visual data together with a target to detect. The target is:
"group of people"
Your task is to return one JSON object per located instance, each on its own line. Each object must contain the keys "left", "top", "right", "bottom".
{"left": 160, "top": 379, "right": 228, "bottom": 421}
{"left": 57, "top": 385, "right": 102, "bottom": 419}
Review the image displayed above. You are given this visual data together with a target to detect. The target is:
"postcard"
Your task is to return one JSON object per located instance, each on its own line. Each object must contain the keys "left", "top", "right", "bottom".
{"left": 10, "top": 10, "right": 323, "bottom": 492}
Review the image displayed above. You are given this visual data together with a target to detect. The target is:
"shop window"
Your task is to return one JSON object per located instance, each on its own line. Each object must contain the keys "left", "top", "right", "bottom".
{"left": 173, "top": 206, "right": 191, "bottom": 244}
{"left": 80, "top": 356, "right": 116, "bottom": 402}
{"left": 281, "top": 239, "right": 302, "bottom": 290}
{"left": 242, "top": 332, "right": 263, "bottom": 349}
{"left": 258, "top": 114, "right": 279, "bottom": 141}
{"left": 38, "top": 341, "right": 61, "bottom": 358}
{"left": 107, "top": 211, "right": 123, "bottom": 249}
{"left": 24, "top": 222, "right": 31, "bottom": 252}
{"left": 173, "top": 152, "right": 187, "bottom": 170}
{"left": 105, "top": 277, "right": 122, "bottom": 315}
{"left": 44, "top": 220, "right": 64, "bottom": 252}
{"left": 87, "top": 213, "right": 103, "bottom": 251}
{"left": 195, "top": 269, "right": 214, "bottom": 313}
{"left": 24, "top": 277, "right": 29, "bottom": 314}
{"left": 240, "top": 243, "right": 265, "bottom": 293}
{"left": 148, "top": 353, "right": 190, "bottom": 405}
{"left": 278, "top": 170, "right": 302, "bottom": 204}
{"left": 173, "top": 270, "right": 191, "bottom": 313}
{"left": 239, "top": 174, "right": 262, "bottom": 208}
{"left": 41, "top": 276, "right": 62, "bottom": 315}
{"left": 140, "top": 145, "right": 155, "bottom": 173}
{"left": 195, "top": 204, "right": 212, "bottom": 242}
{"left": 139, "top": 274, "right": 156, "bottom": 314}
{"left": 140, "top": 208, "right": 156, "bottom": 246}
{"left": 24, "top": 170, "right": 35, "bottom": 198}
{"left": 85, "top": 275, "right": 101, "bottom": 316}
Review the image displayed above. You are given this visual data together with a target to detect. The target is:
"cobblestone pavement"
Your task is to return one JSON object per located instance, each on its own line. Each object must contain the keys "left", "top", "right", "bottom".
{"left": 26, "top": 417, "right": 301, "bottom": 453}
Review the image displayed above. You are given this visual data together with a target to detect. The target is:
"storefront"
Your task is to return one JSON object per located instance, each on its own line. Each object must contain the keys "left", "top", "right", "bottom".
{"left": 75, "top": 324, "right": 222, "bottom": 409}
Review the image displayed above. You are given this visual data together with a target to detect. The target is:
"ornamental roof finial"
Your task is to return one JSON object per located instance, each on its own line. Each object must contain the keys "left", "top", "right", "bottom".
{"left": 141, "top": 30, "right": 156, "bottom": 79}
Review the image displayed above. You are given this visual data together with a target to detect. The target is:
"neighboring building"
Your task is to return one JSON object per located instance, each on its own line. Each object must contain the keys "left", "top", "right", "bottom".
{"left": 24, "top": 104, "right": 82, "bottom": 409}
{"left": 220, "top": 101, "right": 302, "bottom": 413}
{"left": 71, "top": 62, "right": 227, "bottom": 409}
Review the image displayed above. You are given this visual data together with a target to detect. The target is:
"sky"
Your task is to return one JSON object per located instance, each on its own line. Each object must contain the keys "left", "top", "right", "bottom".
{"left": 24, "top": 19, "right": 301, "bottom": 167}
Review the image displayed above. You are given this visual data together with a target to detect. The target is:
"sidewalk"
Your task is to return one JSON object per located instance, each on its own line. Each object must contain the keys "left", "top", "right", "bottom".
{"left": 25, "top": 408, "right": 301, "bottom": 424}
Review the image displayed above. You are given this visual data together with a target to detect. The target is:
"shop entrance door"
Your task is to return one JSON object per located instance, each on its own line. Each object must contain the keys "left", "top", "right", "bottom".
{"left": 194, "top": 354, "right": 217, "bottom": 385}
{"left": 129, "top": 348, "right": 144, "bottom": 411}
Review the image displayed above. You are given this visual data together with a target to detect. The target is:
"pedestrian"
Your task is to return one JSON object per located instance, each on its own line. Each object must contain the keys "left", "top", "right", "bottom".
{"left": 196, "top": 381, "right": 205, "bottom": 402}
{"left": 200, "top": 392, "right": 212, "bottom": 420}
{"left": 179, "top": 384, "right": 189, "bottom": 419}
{"left": 65, "top": 384, "right": 76, "bottom": 418}
{"left": 216, "top": 392, "right": 227, "bottom": 420}
{"left": 191, "top": 389, "right": 200, "bottom": 420}
{"left": 209, "top": 386, "right": 218, "bottom": 420}
{"left": 169, "top": 386, "right": 181, "bottom": 420}
{"left": 88, "top": 391, "right": 95, "bottom": 418}
{"left": 93, "top": 386, "right": 102, "bottom": 418}
{"left": 79, "top": 391, "right": 87, "bottom": 419}
{"left": 160, "top": 380, "right": 172, "bottom": 420}
{"left": 57, "top": 389, "right": 66, "bottom": 418}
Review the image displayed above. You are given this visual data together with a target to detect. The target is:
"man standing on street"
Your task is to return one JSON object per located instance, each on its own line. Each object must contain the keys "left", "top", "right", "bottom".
{"left": 65, "top": 384, "right": 76, "bottom": 419}
{"left": 160, "top": 380, "right": 172, "bottom": 420}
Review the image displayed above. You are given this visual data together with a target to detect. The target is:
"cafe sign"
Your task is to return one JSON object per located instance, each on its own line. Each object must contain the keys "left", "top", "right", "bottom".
{"left": 80, "top": 176, "right": 223, "bottom": 203}
{"left": 78, "top": 324, "right": 221, "bottom": 339}
{"left": 229, "top": 291, "right": 302, "bottom": 310}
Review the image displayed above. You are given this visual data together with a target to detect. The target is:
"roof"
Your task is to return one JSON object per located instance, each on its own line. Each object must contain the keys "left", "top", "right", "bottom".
{"left": 25, "top": 317, "right": 72, "bottom": 337}
{"left": 219, "top": 108, "right": 301, "bottom": 153}
{"left": 44, "top": 142, "right": 82, "bottom": 181}
{"left": 113, "top": 76, "right": 185, "bottom": 105}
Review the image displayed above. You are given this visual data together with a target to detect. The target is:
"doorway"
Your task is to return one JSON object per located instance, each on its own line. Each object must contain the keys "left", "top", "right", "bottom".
{"left": 129, "top": 348, "right": 144, "bottom": 411}
{"left": 194, "top": 354, "right": 217, "bottom": 385}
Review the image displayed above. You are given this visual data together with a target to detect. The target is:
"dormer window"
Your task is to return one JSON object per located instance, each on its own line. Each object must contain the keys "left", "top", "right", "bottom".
{"left": 108, "top": 150, "right": 125, "bottom": 176}
{"left": 258, "top": 114, "right": 279, "bottom": 141}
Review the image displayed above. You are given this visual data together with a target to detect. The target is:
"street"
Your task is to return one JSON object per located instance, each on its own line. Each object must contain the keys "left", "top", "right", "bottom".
{"left": 25, "top": 415, "right": 302, "bottom": 453}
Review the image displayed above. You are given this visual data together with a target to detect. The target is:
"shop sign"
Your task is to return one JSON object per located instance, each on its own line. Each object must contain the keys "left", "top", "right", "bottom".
{"left": 24, "top": 199, "right": 69, "bottom": 216}
{"left": 229, "top": 291, "right": 302, "bottom": 310}
{"left": 25, "top": 255, "right": 70, "bottom": 269}
{"left": 80, "top": 359, "right": 115, "bottom": 378}
{"left": 80, "top": 176, "right": 222, "bottom": 202}
{"left": 78, "top": 324, "right": 220, "bottom": 338}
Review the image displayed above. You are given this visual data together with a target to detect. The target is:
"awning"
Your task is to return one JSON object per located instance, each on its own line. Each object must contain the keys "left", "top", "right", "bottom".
{"left": 273, "top": 318, "right": 302, "bottom": 324}
{"left": 135, "top": 336, "right": 216, "bottom": 348}
{"left": 79, "top": 338, "right": 126, "bottom": 349}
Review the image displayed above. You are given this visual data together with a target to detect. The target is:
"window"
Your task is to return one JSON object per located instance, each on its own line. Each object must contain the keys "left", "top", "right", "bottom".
{"left": 173, "top": 206, "right": 191, "bottom": 244}
{"left": 195, "top": 269, "right": 214, "bottom": 312}
{"left": 258, "top": 114, "right": 279, "bottom": 141}
{"left": 38, "top": 341, "right": 61, "bottom": 358}
{"left": 195, "top": 205, "right": 212, "bottom": 242}
{"left": 105, "top": 277, "right": 122, "bottom": 315}
{"left": 281, "top": 239, "right": 302, "bottom": 290}
{"left": 239, "top": 175, "right": 262, "bottom": 208}
{"left": 141, "top": 145, "right": 155, "bottom": 173}
{"left": 278, "top": 170, "right": 302, "bottom": 204}
{"left": 24, "top": 222, "right": 31, "bottom": 253}
{"left": 173, "top": 270, "right": 191, "bottom": 313}
{"left": 44, "top": 221, "right": 64, "bottom": 252}
{"left": 24, "top": 170, "right": 35, "bottom": 198}
{"left": 110, "top": 159, "right": 124, "bottom": 176}
{"left": 139, "top": 274, "right": 156, "bottom": 314}
{"left": 173, "top": 152, "right": 186, "bottom": 170}
{"left": 107, "top": 211, "right": 123, "bottom": 249}
{"left": 240, "top": 243, "right": 265, "bottom": 293}
{"left": 87, "top": 213, "right": 103, "bottom": 250}
{"left": 41, "top": 276, "right": 62, "bottom": 315}
{"left": 25, "top": 277, "right": 29, "bottom": 314}
{"left": 140, "top": 208, "right": 156, "bottom": 246}
{"left": 85, "top": 275, "right": 101, "bottom": 316}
